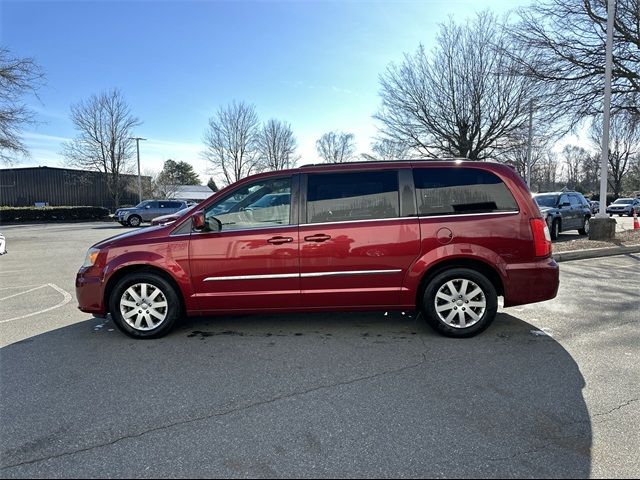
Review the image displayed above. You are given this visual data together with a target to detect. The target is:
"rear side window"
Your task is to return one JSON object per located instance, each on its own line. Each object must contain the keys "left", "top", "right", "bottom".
{"left": 413, "top": 168, "right": 518, "bottom": 216}
{"left": 306, "top": 171, "right": 399, "bottom": 223}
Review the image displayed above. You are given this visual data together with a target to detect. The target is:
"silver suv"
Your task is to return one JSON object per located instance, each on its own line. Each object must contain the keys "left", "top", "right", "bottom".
{"left": 115, "top": 200, "right": 187, "bottom": 227}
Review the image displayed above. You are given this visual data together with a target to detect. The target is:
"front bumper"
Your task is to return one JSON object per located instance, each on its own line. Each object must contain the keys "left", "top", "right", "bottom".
{"left": 76, "top": 268, "right": 106, "bottom": 315}
{"left": 503, "top": 258, "right": 559, "bottom": 307}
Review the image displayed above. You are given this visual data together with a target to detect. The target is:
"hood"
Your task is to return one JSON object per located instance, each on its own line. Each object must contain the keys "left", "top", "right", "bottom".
{"left": 91, "top": 224, "right": 167, "bottom": 250}
{"left": 115, "top": 207, "right": 137, "bottom": 213}
{"left": 537, "top": 206, "right": 553, "bottom": 214}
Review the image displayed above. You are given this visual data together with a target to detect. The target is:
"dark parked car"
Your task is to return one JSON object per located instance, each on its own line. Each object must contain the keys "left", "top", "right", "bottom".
{"left": 606, "top": 198, "right": 640, "bottom": 217}
{"left": 77, "top": 160, "right": 559, "bottom": 339}
{"left": 115, "top": 200, "right": 188, "bottom": 227}
{"left": 533, "top": 191, "right": 592, "bottom": 240}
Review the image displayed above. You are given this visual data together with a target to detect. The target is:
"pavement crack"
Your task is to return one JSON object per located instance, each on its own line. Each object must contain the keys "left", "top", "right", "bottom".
{"left": 593, "top": 398, "right": 639, "bottom": 419}
{"left": 0, "top": 354, "right": 427, "bottom": 471}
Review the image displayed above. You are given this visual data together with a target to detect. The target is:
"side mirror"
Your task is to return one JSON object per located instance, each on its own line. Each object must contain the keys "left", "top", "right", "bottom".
{"left": 191, "top": 210, "right": 206, "bottom": 231}
{"left": 560, "top": 202, "right": 571, "bottom": 208}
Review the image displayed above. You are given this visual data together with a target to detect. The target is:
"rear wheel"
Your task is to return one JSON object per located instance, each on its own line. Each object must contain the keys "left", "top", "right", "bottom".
{"left": 128, "top": 215, "right": 142, "bottom": 227}
{"left": 109, "top": 272, "right": 181, "bottom": 339}
{"left": 578, "top": 217, "right": 590, "bottom": 235}
{"left": 421, "top": 268, "right": 498, "bottom": 338}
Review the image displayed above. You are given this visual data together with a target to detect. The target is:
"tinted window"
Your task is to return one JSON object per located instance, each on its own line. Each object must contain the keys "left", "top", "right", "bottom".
{"left": 569, "top": 195, "right": 582, "bottom": 207}
{"left": 414, "top": 168, "right": 518, "bottom": 216}
{"left": 205, "top": 177, "right": 291, "bottom": 231}
{"left": 306, "top": 171, "right": 399, "bottom": 223}
{"left": 559, "top": 194, "right": 570, "bottom": 206}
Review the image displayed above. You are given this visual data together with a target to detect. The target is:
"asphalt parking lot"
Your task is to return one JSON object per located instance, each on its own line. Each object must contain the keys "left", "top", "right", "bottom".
{"left": 1, "top": 222, "right": 638, "bottom": 478}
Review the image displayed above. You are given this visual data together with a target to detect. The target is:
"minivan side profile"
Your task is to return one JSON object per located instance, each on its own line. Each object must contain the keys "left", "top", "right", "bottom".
{"left": 76, "top": 160, "right": 559, "bottom": 339}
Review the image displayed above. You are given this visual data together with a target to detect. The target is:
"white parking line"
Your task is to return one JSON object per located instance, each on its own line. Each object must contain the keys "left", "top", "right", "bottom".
{"left": 0, "top": 283, "right": 72, "bottom": 324}
{"left": 0, "top": 284, "right": 41, "bottom": 291}
{"left": 0, "top": 284, "right": 48, "bottom": 301}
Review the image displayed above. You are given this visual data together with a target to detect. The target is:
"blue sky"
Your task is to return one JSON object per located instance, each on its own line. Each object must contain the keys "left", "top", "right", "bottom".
{"left": 3, "top": 0, "right": 530, "bottom": 182}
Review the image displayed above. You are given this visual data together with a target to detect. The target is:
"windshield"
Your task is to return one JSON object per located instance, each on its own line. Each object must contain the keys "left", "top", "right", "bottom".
{"left": 534, "top": 195, "right": 557, "bottom": 208}
{"left": 135, "top": 200, "right": 151, "bottom": 208}
{"left": 613, "top": 199, "right": 633, "bottom": 205}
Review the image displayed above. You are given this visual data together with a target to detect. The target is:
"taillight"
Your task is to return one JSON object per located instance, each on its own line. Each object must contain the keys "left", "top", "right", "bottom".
{"left": 530, "top": 218, "right": 552, "bottom": 257}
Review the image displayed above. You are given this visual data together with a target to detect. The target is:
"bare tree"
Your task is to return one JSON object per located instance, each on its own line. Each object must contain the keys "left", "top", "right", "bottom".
{"left": 497, "top": 128, "right": 554, "bottom": 182}
{"left": 561, "top": 145, "right": 590, "bottom": 189}
{"left": 316, "top": 131, "right": 356, "bottom": 163}
{"left": 0, "top": 47, "right": 44, "bottom": 164}
{"left": 509, "top": 0, "right": 640, "bottom": 121}
{"left": 364, "top": 138, "right": 414, "bottom": 161}
{"left": 257, "top": 119, "right": 299, "bottom": 170}
{"left": 62, "top": 89, "right": 141, "bottom": 207}
{"left": 533, "top": 152, "right": 561, "bottom": 192}
{"left": 203, "top": 101, "right": 262, "bottom": 185}
{"left": 590, "top": 111, "right": 640, "bottom": 197}
{"left": 376, "top": 12, "right": 548, "bottom": 160}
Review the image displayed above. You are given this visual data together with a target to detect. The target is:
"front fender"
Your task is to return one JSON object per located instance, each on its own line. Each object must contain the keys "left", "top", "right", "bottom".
{"left": 401, "top": 243, "right": 508, "bottom": 305}
{"left": 102, "top": 248, "right": 194, "bottom": 309}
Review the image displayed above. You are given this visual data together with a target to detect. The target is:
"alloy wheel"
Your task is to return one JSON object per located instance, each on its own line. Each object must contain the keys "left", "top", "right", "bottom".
{"left": 119, "top": 283, "right": 168, "bottom": 331}
{"left": 434, "top": 278, "right": 486, "bottom": 329}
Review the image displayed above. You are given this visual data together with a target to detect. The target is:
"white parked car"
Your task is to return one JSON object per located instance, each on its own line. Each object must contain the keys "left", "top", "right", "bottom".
{"left": 0, "top": 233, "right": 6, "bottom": 255}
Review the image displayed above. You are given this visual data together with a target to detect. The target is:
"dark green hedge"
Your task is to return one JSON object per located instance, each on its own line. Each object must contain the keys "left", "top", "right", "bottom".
{"left": 0, "top": 206, "right": 110, "bottom": 223}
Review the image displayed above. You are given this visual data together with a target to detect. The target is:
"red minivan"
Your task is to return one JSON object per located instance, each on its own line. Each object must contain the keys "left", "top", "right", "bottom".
{"left": 76, "top": 160, "right": 558, "bottom": 339}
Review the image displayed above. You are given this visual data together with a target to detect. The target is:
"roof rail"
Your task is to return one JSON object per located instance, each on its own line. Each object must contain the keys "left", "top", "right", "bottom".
{"left": 299, "top": 157, "right": 471, "bottom": 168}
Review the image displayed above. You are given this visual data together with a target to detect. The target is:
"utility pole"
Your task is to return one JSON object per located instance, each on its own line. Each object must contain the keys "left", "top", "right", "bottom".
{"left": 525, "top": 99, "right": 534, "bottom": 189}
{"left": 597, "top": 0, "right": 615, "bottom": 219}
{"left": 130, "top": 137, "right": 146, "bottom": 203}
{"left": 590, "top": 0, "right": 616, "bottom": 240}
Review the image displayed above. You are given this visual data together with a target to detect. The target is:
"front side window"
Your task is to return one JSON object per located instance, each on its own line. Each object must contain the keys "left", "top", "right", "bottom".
{"left": 306, "top": 171, "right": 399, "bottom": 223}
{"left": 204, "top": 177, "right": 291, "bottom": 231}
{"left": 414, "top": 168, "right": 518, "bottom": 216}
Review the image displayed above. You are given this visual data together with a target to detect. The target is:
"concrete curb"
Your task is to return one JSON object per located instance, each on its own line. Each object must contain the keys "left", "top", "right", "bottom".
{"left": 553, "top": 244, "right": 640, "bottom": 262}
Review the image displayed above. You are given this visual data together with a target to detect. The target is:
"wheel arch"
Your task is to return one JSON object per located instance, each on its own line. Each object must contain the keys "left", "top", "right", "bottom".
{"left": 414, "top": 257, "right": 504, "bottom": 309}
{"left": 104, "top": 264, "right": 186, "bottom": 315}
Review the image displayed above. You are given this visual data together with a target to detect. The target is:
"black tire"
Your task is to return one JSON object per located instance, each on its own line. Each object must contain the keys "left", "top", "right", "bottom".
{"left": 109, "top": 272, "right": 181, "bottom": 339}
{"left": 550, "top": 218, "right": 560, "bottom": 240}
{"left": 128, "top": 215, "right": 142, "bottom": 227}
{"left": 578, "top": 216, "right": 590, "bottom": 235}
{"left": 618, "top": 214, "right": 623, "bottom": 217}
{"left": 421, "top": 268, "right": 498, "bottom": 338}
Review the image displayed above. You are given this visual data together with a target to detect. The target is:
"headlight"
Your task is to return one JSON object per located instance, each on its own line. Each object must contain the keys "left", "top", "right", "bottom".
{"left": 82, "top": 247, "right": 100, "bottom": 268}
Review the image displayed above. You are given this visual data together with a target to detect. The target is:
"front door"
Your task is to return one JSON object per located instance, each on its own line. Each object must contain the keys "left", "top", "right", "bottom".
{"left": 299, "top": 170, "right": 421, "bottom": 308}
{"left": 189, "top": 176, "right": 300, "bottom": 312}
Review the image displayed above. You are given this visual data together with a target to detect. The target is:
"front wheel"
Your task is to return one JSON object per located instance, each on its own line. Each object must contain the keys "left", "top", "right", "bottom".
{"left": 421, "top": 268, "right": 498, "bottom": 338}
{"left": 578, "top": 217, "right": 590, "bottom": 235}
{"left": 109, "top": 272, "right": 181, "bottom": 339}
{"left": 128, "top": 215, "right": 142, "bottom": 227}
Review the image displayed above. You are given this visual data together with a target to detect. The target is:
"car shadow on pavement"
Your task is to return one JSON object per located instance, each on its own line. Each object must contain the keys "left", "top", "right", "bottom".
{"left": 0, "top": 312, "right": 590, "bottom": 478}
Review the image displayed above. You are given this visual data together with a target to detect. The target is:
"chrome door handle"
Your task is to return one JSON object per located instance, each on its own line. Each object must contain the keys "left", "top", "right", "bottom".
{"left": 267, "top": 236, "right": 293, "bottom": 245}
{"left": 304, "top": 234, "right": 331, "bottom": 242}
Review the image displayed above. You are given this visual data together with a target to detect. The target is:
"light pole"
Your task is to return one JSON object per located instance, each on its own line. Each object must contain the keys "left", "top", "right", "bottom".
{"left": 130, "top": 137, "right": 146, "bottom": 203}
{"left": 596, "top": 0, "right": 615, "bottom": 219}
{"left": 590, "top": 0, "right": 616, "bottom": 240}
{"left": 525, "top": 99, "right": 534, "bottom": 189}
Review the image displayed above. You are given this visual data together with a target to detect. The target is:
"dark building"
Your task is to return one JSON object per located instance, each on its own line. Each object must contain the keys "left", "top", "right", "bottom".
{"left": 0, "top": 166, "right": 150, "bottom": 209}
